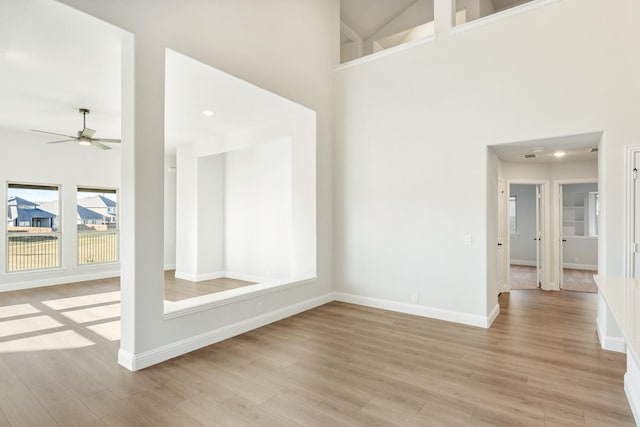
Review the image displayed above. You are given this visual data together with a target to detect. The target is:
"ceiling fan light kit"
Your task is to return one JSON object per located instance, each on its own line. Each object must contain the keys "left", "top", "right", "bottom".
{"left": 32, "top": 108, "right": 121, "bottom": 150}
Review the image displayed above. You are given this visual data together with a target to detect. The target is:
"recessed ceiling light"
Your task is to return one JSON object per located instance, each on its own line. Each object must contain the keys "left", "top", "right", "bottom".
{"left": 554, "top": 151, "right": 566, "bottom": 158}
{"left": 202, "top": 110, "right": 214, "bottom": 117}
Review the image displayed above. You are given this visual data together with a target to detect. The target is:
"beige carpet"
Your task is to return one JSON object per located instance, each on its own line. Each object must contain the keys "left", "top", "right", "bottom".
{"left": 510, "top": 265, "right": 597, "bottom": 293}
{"left": 510, "top": 265, "right": 539, "bottom": 290}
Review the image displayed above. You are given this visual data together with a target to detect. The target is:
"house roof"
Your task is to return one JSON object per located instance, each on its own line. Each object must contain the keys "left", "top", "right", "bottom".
{"left": 77, "top": 205, "right": 104, "bottom": 221}
{"left": 8, "top": 196, "right": 39, "bottom": 207}
{"left": 78, "top": 195, "right": 117, "bottom": 209}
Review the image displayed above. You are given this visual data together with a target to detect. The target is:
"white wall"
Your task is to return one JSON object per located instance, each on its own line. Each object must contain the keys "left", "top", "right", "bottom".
{"left": 0, "top": 128, "right": 120, "bottom": 290}
{"left": 335, "top": 0, "right": 640, "bottom": 329}
{"left": 58, "top": 0, "right": 337, "bottom": 369}
{"left": 225, "top": 139, "right": 292, "bottom": 281}
{"left": 164, "top": 156, "right": 176, "bottom": 269}
{"left": 509, "top": 184, "right": 537, "bottom": 264}
{"left": 197, "top": 154, "right": 225, "bottom": 277}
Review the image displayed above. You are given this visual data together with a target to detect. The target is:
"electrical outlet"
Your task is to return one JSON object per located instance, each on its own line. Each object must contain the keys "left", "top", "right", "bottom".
{"left": 257, "top": 302, "right": 263, "bottom": 314}
{"left": 411, "top": 293, "right": 419, "bottom": 304}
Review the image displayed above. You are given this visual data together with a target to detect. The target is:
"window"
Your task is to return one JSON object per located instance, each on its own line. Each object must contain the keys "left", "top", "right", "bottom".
{"left": 509, "top": 196, "right": 517, "bottom": 235}
{"left": 77, "top": 187, "right": 118, "bottom": 265}
{"left": 7, "top": 183, "right": 61, "bottom": 272}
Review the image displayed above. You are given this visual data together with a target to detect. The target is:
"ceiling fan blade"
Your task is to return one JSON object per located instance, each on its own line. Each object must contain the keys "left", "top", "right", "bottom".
{"left": 46, "top": 139, "right": 76, "bottom": 144}
{"left": 81, "top": 128, "right": 96, "bottom": 138}
{"left": 32, "top": 129, "right": 77, "bottom": 139}
{"left": 90, "top": 141, "right": 111, "bottom": 150}
{"left": 92, "top": 138, "right": 121, "bottom": 143}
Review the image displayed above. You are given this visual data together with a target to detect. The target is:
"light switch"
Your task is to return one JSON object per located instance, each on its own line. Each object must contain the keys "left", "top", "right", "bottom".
{"left": 464, "top": 234, "right": 472, "bottom": 246}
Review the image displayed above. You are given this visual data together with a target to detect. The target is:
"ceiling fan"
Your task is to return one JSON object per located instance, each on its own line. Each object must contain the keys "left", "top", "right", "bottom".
{"left": 32, "top": 108, "right": 121, "bottom": 150}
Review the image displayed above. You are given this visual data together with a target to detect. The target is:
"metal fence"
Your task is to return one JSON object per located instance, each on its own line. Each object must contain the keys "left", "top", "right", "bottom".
{"left": 78, "top": 231, "right": 119, "bottom": 265}
{"left": 7, "top": 233, "right": 60, "bottom": 272}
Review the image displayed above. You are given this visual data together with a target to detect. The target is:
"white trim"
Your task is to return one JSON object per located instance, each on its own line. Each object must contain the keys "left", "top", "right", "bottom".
{"left": 0, "top": 269, "right": 120, "bottom": 292}
{"left": 163, "top": 276, "right": 316, "bottom": 319}
{"left": 625, "top": 350, "right": 640, "bottom": 426}
{"left": 450, "top": 0, "right": 561, "bottom": 35}
{"left": 562, "top": 263, "right": 597, "bottom": 271}
{"left": 487, "top": 303, "right": 500, "bottom": 327}
{"left": 120, "top": 292, "right": 334, "bottom": 371}
{"left": 625, "top": 146, "right": 640, "bottom": 277}
{"left": 596, "top": 315, "right": 626, "bottom": 353}
{"left": 164, "top": 264, "right": 176, "bottom": 271}
{"left": 334, "top": 292, "right": 496, "bottom": 328}
{"left": 334, "top": 35, "right": 435, "bottom": 72}
{"left": 510, "top": 259, "right": 536, "bottom": 267}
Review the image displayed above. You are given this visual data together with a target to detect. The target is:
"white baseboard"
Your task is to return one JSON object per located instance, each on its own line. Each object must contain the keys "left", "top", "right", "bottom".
{"left": 173, "top": 270, "right": 268, "bottom": 283}
{"left": 174, "top": 271, "right": 224, "bottom": 282}
{"left": 562, "top": 263, "right": 597, "bottom": 271}
{"left": 118, "top": 292, "right": 334, "bottom": 371}
{"left": 0, "top": 268, "right": 120, "bottom": 292}
{"left": 625, "top": 351, "right": 640, "bottom": 427}
{"left": 487, "top": 303, "right": 500, "bottom": 327}
{"left": 596, "top": 315, "right": 626, "bottom": 353}
{"left": 510, "top": 260, "right": 536, "bottom": 267}
{"left": 334, "top": 292, "right": 496, "bottom": 328}
{"left": 164, "top": 264, "right": 176, "bottom": 271}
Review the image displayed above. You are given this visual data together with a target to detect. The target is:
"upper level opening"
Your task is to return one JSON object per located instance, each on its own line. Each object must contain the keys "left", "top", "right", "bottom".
{"left": 340, "top": 0, "right": 539, "bottom": 64}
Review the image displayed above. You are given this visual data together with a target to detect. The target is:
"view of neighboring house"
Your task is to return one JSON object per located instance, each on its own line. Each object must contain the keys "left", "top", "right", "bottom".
{"left": 77, "top": 195, "right": 117, "bottom": 227}
{"left": 8, "top": 196, "right": 117, "bottom": 232}
{"left": 7, "top": 196, "right": 56, "bottom": 230}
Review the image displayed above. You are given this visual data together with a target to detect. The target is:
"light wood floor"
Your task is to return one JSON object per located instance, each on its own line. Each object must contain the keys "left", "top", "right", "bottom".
{"left": 164, "top": 270, "right": 255, "bottom": 302}
{"left": 0, "top": 278, "right": 634, "bottom": 426}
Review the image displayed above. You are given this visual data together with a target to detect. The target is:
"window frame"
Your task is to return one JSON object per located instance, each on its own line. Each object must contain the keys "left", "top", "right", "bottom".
{"left": 76, "top": 186, "right": 119, "bottom": 266}
{"left": 6, "top": 181, "right": 62, "bottom": 273}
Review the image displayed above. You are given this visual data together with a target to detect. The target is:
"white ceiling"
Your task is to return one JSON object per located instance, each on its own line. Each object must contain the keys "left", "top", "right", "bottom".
{"left": 0, "top": 0, "right": 309, "bottom": 157}
{"left": 164, "top": 50, "right": 311, "bottom": 156}
{"left": 0, "top": 0, "right": 124, "bottom": 142}
{"left": 489, "top": 132, "right": 601, "bottom": 164}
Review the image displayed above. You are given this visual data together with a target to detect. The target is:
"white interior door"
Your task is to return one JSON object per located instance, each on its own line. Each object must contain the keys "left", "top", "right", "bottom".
{"left": 536, "top": 184, "right": 543, "bottom": 288}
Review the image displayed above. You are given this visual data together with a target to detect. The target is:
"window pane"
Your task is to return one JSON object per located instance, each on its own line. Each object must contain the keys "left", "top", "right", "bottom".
{"left": 7, "top": 184, "right": 61, "bottom": 271}
{"left": 77, "top": 189, "right": 118, "bottom": 265}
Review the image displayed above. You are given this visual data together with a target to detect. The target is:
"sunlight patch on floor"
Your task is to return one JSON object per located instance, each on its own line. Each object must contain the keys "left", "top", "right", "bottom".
{"left": 87, "top": 320, "right": 120, "bottom": 341}
{"left": 0, "top": 303, "right": 40, "bottom": 319}
{"left": 0, "top": 315, "right": 63, "bottom": 338}
{"left": 60, "top": 303, "right": 120, "bottom": 324}
{"left": 0, "top": 330, "right": 94, "bottom": 353}
{"left": 42, "top": 291, "right": 121, "bottom": 310}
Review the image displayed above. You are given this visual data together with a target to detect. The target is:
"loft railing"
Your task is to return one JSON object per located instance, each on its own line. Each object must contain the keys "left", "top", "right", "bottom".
{"left": 78, "top": 230, "right": 119, "bottom": 265}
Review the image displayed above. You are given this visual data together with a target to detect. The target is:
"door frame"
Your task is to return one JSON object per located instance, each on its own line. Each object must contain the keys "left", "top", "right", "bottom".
{"left": 555, "top": 179, "right": 598, "bottom": 290}
{"left": 626, "top": 146, "right": 640, "bottom": 277}
{"left": 505, "top": 179, "right": 550, "bottom": 291}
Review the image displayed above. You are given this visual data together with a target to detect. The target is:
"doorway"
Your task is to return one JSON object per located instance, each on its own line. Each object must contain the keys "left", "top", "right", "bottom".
{"left": 509, "top": 183, "right": 545, "bottom": 290}
{"left": 558, "top": 182, "right": 598, "bottom": 292}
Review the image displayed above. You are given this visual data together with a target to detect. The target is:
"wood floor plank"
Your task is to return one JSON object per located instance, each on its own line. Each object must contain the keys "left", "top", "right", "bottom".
{"left": 0, "top": 278, "right": 635, "bottom": 426}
